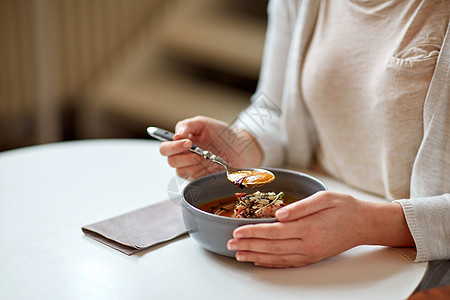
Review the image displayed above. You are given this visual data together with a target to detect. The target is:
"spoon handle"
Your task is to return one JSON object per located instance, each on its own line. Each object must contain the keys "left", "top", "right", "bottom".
{"left": 147, "top": 127, "right": 196, "bottom": 149}
{"left": 147, "top": 126, "right": 230, "bottom": 170}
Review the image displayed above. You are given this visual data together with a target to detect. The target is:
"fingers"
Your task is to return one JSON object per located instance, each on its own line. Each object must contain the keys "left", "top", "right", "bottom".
{"left": 166, "top": 152, "right": 198, "bottom": 169}
{"left": 228, "top": 229, "right": 311, "bottom": 268}
{"left": 232, "top": 222, "right": 299, "bottom": 240}
{"left": 164, "top": 150, "right": 223, "bottom": 180}
{"left": 159, "top": 140, "right": 192, "bottom": 157}
{"left": 234, "top": 252, "right": 310, "bottom": 268}
{"left": 228, "top": 237, "right": 303, "bottom": 254}
{"left": 160, "top": 116, "right": 228, "bottom": 180}
{"left": 275, "top": 191, "right": 339, "bottom": 222}
{"left": 163, "top": 151, "right": 217, "bottom": 179}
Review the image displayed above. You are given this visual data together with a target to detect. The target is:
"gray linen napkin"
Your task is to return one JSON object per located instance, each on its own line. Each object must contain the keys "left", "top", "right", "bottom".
{"left": 82, "top": 200, "right": 187, "bottom": 255}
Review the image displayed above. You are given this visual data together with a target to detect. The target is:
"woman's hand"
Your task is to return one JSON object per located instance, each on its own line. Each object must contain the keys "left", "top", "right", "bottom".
{"left": 227, "top": 191, "right": 414, "bottom": 268}
{"left": 159, "top": 116, "right": 263, "bottom": 180}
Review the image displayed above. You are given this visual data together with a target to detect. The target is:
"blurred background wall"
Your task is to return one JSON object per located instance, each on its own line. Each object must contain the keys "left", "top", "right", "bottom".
{"left": 0, "top": 0, "right": 267, "bottom": 152}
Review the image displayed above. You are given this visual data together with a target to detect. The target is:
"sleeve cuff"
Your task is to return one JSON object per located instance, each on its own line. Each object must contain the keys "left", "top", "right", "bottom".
{"left": 394, "top": 196, "right": 450, "bottom": 262}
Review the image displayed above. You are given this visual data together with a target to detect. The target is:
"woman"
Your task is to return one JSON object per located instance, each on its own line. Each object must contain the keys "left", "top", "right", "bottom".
{"left": 159, "top": 0, "right": 450, "bottom": 267}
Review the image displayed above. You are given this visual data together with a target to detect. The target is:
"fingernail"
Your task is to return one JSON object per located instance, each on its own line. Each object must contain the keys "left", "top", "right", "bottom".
{"left": 227, "top": 242, "right": 237, "bottom": 251}
{"left": 234, "top": 232, "right": 243, "bottom": 239}
{"left": 236, "top": 254, "right": 246, "bottom": 261}
{"left": 175, "top": 126, "right": 185, "bottom": 136}
{"left": 183, "top": 140, "right": 191, "bottom": 149}
{"left": 277, "top": 209, "right": 289, "bottom": 220}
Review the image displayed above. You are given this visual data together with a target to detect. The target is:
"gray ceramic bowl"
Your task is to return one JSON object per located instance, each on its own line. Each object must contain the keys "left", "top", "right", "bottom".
{"left": 181, "top": 168, "right": 327, "bottom": 257}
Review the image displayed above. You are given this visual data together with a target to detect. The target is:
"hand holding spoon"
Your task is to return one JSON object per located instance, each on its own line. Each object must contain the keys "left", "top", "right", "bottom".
{"left": 147, "top": 127, "right": 275, "bottom": 188}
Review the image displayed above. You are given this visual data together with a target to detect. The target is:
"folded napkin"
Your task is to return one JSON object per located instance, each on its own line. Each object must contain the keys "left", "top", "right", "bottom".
{"left": 82, "top": 200, "right": 187, "bottom": 255}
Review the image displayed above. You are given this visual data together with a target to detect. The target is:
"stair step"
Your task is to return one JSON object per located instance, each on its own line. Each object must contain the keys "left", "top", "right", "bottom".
{"left": 162, "top": 1, "right": 266, "bottom": 80}
{"left": 95, "top": 65, "right": 251, "bottom": 130}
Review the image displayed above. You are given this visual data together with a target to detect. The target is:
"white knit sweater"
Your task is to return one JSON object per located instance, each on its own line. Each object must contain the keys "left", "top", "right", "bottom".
{"left": 236, "top": 0, "right": 450, "bottom": 262}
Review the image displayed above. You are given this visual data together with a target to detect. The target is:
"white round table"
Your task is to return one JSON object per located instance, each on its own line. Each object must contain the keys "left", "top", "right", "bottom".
{"left": 0, "top": 139, "right": 427, "bottom": 299}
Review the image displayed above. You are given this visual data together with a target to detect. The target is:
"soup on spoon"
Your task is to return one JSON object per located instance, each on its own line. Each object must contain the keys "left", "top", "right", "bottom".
{"left": 227, "top": 169, "right": 275, "bottom": 188}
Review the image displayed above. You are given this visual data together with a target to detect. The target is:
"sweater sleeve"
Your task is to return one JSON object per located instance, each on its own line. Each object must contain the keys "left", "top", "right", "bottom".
{"left": 395, "top": 23, "right": 450, "bottom": 262}
{"left": 395, "top": 195, "right": 450, "bottom": 262}
{"left": 234, "top": 0, "right": 298, "bottom": 167}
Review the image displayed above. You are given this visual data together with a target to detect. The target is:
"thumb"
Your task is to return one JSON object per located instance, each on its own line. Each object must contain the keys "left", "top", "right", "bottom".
{"left": 276, "top": 191, "right": 335, "bottom": 222}
{"left": 173, "top": 123, "right": 189, "bottom": 140}
{"left": 173, "top": 116, "right": 208, "bottom": 141}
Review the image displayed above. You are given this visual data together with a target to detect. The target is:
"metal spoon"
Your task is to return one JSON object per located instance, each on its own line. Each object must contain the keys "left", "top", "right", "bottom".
{"left": 147, "top": 126, "right": 275, "bottom": 188}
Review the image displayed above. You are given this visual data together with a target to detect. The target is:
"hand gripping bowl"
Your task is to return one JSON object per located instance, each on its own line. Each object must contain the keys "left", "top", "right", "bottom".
{"left": 181, "top": 168, "right": 327, "bottom": 257}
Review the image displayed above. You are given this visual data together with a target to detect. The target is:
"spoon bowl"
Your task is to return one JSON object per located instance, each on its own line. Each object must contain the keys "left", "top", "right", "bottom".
{"left": 147, "top": 127, "right": 275, "bottom": 188}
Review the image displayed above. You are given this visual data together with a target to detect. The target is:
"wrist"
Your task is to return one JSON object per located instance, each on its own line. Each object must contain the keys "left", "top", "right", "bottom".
{"left": 236, "top": 129, "right": 263, "bottom": 167}
{"left": 361, "top": 201, "right": 415, "bottom": 247}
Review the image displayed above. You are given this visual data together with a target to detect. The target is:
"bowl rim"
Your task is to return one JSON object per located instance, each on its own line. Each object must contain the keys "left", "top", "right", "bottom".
{"left": 181, "top": 167, "right": 327, "bottom": 222}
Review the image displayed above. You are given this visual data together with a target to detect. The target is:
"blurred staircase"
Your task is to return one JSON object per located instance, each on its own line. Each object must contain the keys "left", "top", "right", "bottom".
{"left": 79, "top": 0, "right": 268, "bottom": 138}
